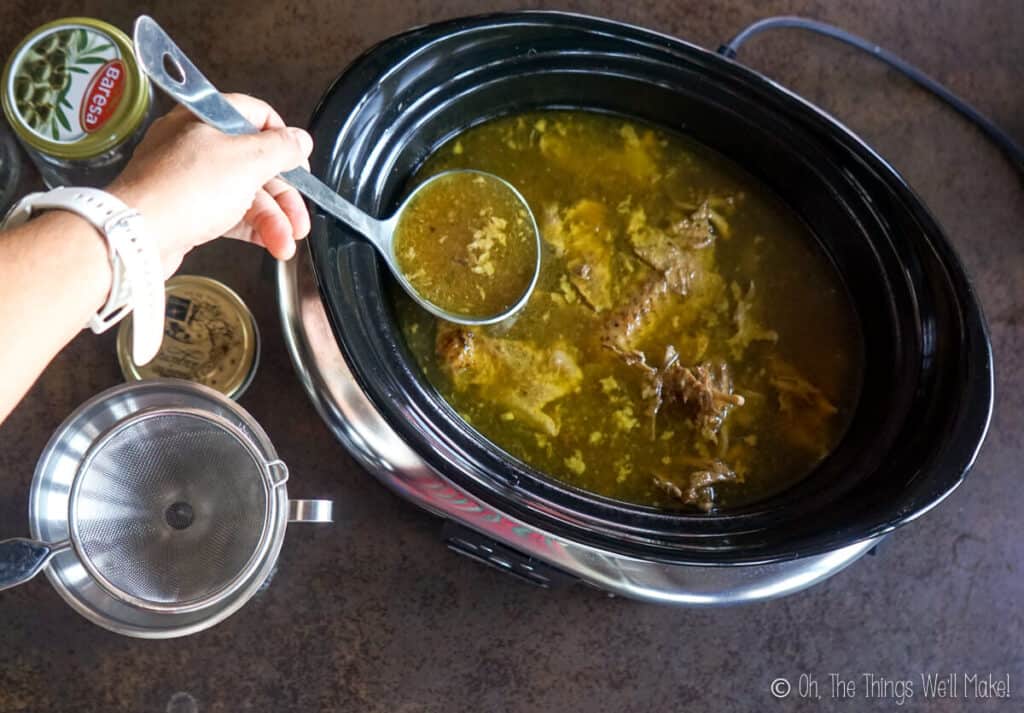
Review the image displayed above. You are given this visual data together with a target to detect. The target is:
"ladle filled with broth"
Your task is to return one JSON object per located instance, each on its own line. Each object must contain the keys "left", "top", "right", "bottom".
{"left": 392, "top": 170, "right": 541, "bottom": 322}
{"left": 395, "top": 111, "right": 863, "bottom": 513}
{"left": 132, "top": 15, "right": 541, "bottom": 326}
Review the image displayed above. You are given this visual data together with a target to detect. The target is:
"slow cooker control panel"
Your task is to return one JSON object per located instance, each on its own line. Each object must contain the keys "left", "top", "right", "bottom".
{"left": 441, "top": 522, "right": 576, "bottom": 589}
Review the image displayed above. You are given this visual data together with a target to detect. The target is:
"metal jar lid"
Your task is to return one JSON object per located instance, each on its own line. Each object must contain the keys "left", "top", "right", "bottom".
{"left": 1, "top": 17, "right": 151, "bottom": 160}
{"left": 117, "top": 275, "right": 260, "bottom": 399}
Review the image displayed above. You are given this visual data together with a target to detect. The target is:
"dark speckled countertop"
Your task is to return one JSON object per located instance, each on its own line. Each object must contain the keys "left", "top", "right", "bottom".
{"left": 0, "top": 1, "right": 1021, "bottom": 711}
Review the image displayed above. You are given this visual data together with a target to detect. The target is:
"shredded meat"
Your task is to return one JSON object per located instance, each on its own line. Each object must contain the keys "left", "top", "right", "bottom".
{"left": 727, "top": 281, "right": 778, "bottom": 359}
{"left": 436, "top": 325, "right": 476, "bottom": 373}
{"left": 617, "top": 346, "right": 744, "bottom": 442}
{"left": 602, "top": 201, "right": 726, "bottom": 357}
{"left": 653, "top": 459, "right": 738, "bottom": 512}
{"left": 542, "top": 200, "right": 616, "bottom": 311}
{"left": 630, "top": 239, "right": 698, "bottom": 296}
{"left": 664, "top": 358, "right": 745, "bottom": 442}
{"left": 626, "top": 205, "right": 709, "bottom": 296}
{"left": 597, "top": 347, "right": 663, "bottom": 437}
{"left": 771, "top": 360, "right": 837, "bottom": 417}
{"left": 568, "top": 258, "right": 613, "bottom": 312}
{"left": 667, "top": 200, "right": 716, "bottom": 249}
{"left": 769, "top": 358, "right": 837, "bottom": 454}
{"left": 437, "top": 322, "right": 582, "bottom": 436}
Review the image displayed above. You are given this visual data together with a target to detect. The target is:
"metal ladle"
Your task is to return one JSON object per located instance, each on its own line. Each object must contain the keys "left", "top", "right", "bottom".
{"left": 132, "top": 16, "right": 541, "bottom": 325}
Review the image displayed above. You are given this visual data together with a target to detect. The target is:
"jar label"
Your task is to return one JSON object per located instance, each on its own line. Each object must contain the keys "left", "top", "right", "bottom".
{"left": 80, "top": 60, "right": 126, "bottom": 133}
{"left": 8, "top": 25, "right": 126, "bottom": 143}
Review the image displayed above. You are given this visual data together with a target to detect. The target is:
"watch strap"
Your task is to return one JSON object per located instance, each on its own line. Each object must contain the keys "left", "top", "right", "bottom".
{"left": 1, "top": 187, "right": 165, "bottom": 364}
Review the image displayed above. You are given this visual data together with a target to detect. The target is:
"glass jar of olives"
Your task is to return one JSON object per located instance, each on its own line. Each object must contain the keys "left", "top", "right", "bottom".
{"left": 0, "top": 120, "right": 22, "bottom": 215}
{"left": 1, "top": 17, "right": 154, "bottom": 188}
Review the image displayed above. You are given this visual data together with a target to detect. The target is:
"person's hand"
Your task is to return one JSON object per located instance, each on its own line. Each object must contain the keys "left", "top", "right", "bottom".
{"left": 108, "top": 93, "right": 313, "bottom": 277}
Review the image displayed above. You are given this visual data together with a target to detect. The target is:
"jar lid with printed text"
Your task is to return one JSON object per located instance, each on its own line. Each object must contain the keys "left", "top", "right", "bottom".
{"left": 117, "top": 276, "right": 261, "bottom": 401}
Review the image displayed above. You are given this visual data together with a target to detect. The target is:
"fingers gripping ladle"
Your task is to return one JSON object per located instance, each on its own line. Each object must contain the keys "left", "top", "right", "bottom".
{"left": 132, "top": 15, "right": 541, "bottom": 325}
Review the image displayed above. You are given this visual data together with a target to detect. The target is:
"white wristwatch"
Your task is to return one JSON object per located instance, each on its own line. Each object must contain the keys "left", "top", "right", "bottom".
{"left": 1, "top": 187, "right": 165, "bottom": 364}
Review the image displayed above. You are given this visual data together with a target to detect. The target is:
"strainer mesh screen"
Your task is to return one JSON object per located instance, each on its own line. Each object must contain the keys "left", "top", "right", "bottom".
{"left": 72, "top": 412, "right": 269, "bottom": 607}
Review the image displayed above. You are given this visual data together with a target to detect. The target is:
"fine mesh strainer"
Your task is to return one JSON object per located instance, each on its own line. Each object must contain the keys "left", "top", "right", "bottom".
{"left": 71, "top": 408, "right": 281, "bottom": 612}
{"left": 0, "top": 380, "right": 332, "bottom": 637}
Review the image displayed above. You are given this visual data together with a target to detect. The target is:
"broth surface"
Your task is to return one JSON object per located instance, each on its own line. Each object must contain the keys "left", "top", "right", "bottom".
{"left": 394, "top": 111, "right": 862, "bottom": 511}
{"left": 394, "top": 171, "right": 537, "bottom": 318}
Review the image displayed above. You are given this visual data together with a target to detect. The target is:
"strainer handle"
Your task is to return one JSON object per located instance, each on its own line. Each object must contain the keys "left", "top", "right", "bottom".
{"left": 288, "top": 500, "right": 334, "bottom": 523}
{"left": 0, "top": 538, "right": 70, "bottom": 591}
{"left": 267, "top": 459, "right": 289, "bottom": 486}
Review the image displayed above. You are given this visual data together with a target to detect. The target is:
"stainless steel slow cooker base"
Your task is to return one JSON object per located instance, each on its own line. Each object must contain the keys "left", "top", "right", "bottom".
{"left": 278, "top": 245, "right": 881, "bottom": 605}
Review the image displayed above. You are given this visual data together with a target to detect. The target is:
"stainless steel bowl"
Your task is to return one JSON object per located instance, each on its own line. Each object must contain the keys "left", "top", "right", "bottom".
{"left": 26, "top": 379, "right": 331, "bottom": 638}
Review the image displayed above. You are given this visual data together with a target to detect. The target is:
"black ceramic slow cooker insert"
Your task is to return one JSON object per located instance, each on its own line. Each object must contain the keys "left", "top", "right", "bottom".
{"left": 304, "top": 12, "right": 993, "bottom": 565}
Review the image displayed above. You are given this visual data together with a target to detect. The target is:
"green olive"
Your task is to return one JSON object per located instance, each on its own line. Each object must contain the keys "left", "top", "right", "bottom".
{"left": 23, "top": 59, "right": 51, "bottom": 83}
{"left": 22, "top": 107, "right": 39, "bottom": 128}
{"left": 48, "top": 68, "right": 70, "bottom": 92}
{"left": 13, "top": 75, "right": 32, "bottom": 101}
{"left": 34, "top": 104, "right": 53, "bottom": 124}
{"left": 31, "top": 85, "right": 53, "bottom": 105}
{"left": 45, "top": 49, "right": 68, "bottom": 69}
{"left": 54, "top": 30, "right": 75, "bottom": 49}
{"left": 15, "top": 101, "right": 36, "bottom": 124}
{"left": 38, "top": 33, "right": 61, "bottom": 54}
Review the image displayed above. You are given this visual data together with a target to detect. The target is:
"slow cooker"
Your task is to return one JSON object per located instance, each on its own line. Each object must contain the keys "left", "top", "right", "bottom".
{"left": 278, "top": 12, "right": 992, "bottom": 604}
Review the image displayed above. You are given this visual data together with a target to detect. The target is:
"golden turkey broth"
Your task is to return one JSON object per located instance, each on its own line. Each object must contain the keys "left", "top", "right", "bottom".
{"left": 393, "top": 171, "right": 537, "bottom": 319}
{"left": 395, "top": 112, "right": 862, "bottom": 512}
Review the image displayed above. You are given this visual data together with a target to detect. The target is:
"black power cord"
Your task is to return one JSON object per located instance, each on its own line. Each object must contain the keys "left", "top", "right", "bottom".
{"left": 718, "top": 15, "right": 1024, "bottom": 175}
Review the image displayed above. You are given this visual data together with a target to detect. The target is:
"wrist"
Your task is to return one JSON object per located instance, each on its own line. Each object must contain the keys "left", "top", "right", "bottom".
{"left": 36, "top": 211, "right": 115, "bottom": 314}
{"left": 2, "top": 186, "right": 167, "bottom": 363}
{"left": 107, "top": 179, "right": 183, "bottom": 278}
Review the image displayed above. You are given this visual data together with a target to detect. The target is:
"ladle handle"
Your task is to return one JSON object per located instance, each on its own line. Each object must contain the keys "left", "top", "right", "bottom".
{"left": 131, "top": 15, "right": 382, "bottom": 242}
{"left": 0, "top": 538, "right": 69, "bottom": 591}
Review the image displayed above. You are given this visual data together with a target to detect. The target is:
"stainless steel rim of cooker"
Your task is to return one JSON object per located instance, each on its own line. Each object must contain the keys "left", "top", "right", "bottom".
{"left": 277, "top": 243, "right": 882, "bottom": 606}
{"left": 28, "top": 379, "right": 332, "bottom": 638}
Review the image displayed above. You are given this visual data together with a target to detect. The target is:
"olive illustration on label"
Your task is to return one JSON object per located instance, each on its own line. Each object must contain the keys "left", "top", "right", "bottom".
{"left": 30, "top": 85, "right": 51, "bottom": 104}
{"left": 23, "top": 58, "right": 52, "bottom": 83}
{"left": 14, "top": 27, "right": 118, "bottom": 137}
{"left": 12, "top": 75, "right": 32, "bottom": 102}
{"left": 49, "top": 67, "right": 70, "bottom": 92}
{"left": 34, "top": 103, "right": 53, "bottom": 125}
{"left": 45, "top": 48, "right": 68, "bottom": 67}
